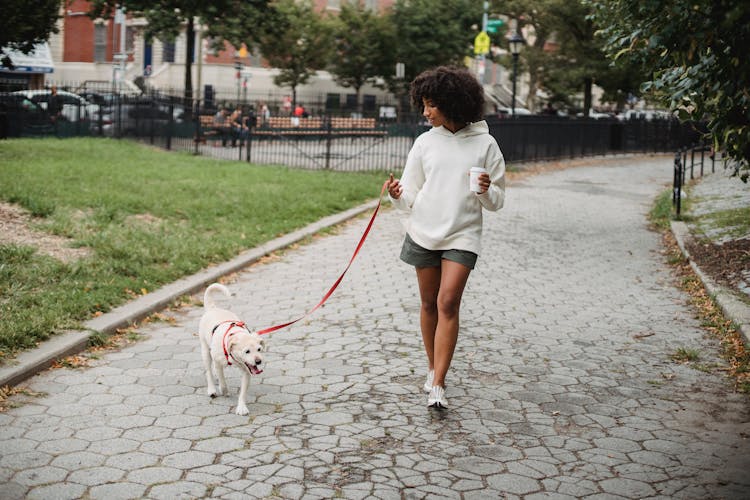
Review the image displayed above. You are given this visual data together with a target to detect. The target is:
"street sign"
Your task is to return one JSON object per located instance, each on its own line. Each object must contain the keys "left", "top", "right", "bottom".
{"left": 486, "top": 19, "right": 504, "bottom": 34}
{"left": 474, "top": 31, "right": 490, "bottom": 55}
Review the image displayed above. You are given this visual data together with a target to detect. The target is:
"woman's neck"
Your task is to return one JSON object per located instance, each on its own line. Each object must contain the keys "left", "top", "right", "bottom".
{"left": 444, "top": 121, "right": 467, "bottom": 133}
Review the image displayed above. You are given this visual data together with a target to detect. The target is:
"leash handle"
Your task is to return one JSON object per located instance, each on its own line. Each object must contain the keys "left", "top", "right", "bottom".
{"left": 256, "top": 181, "right": 389, "bottom": 335}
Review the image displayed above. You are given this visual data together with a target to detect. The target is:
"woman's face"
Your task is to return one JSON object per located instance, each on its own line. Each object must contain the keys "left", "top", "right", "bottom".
{"left": 422, "top": 98, "right": 448, "bottom": 128}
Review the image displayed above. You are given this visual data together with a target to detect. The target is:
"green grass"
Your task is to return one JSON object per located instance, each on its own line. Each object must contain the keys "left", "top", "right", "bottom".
{"left": 697, "top": 205, "right": 750, "bottom": 240}
{"left": 0, "top": 138, "right": 388, "bottom": 359}
{"left": 671, "top": 347, "right": 701, "bottom": 363}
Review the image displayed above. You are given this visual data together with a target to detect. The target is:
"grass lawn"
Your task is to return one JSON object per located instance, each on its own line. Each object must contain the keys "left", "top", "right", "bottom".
{"left": 0, "top": 138, "right": 388, "bottom": 360}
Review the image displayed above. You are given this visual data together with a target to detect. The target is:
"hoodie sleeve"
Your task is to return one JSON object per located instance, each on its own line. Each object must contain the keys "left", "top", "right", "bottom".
{"left": 389, "top": 140, "right": 425, "bottom": 211}
{"left": 475, "top": 140, "right": 506, "bottom": 212}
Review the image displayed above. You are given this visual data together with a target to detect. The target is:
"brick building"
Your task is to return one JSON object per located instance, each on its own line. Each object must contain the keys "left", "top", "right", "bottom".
{"left": 37, "top": 0, "right": 397, "bottom": 112}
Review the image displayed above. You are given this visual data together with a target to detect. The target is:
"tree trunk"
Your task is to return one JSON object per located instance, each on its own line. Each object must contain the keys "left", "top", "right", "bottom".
{"left": 183, "top": 17, "right": 195, "bottom": 119}
{"left": 583, "top": 76, "right": 592, "bottom": 118}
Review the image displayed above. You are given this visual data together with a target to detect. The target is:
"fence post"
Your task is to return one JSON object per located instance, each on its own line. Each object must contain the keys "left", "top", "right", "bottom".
{"left": 193, "top": 102, "right": 200, "bottom": 155}
{"left": 251, "top": 126, "right": 255, "bottom": 163}
{"left": 325, "top": 116, "right": 333, "bottom": 170}
{"left": 166, "top": 102, "right": 173, "bottom": 151}
{"left": 673, "top": 151, "right": 683, "bottom": 216}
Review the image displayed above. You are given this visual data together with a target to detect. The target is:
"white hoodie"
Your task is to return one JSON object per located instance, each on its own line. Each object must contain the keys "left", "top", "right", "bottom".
{"left": 390, "top": 120, "right": 505, "bottom": 255}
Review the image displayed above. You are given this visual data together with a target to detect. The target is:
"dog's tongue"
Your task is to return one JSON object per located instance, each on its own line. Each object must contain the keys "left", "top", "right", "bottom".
{"left": 250, "top": 365, "right": 263, "bottom": 375}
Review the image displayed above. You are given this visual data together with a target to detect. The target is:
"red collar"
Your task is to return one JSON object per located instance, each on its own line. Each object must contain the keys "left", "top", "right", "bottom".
{"left": 211, "top": 321, "right": 249, "bottom": 365}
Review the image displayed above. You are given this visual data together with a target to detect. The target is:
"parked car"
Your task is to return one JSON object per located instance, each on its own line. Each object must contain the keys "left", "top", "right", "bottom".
{"left": 11, "top": 89, "right": 99, "bottom": 123}
{"left": 617, "top": 109, "right": 674, "bottom": 121}
{"left": 98, "top": 97, "right": 185, "bottom": 136}
{"left": 493, "top": 106, "right": 533, "bottom": 117}
{"left": 0, "top": 92, "right": 49, "bottom": 136}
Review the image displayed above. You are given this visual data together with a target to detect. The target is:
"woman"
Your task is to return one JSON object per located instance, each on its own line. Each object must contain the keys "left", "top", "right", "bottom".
{"left": 386, "top": 66, "right": 506, "bottom": 409}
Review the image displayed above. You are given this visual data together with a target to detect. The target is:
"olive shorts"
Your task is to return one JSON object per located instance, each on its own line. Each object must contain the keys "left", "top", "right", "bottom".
{"left": 400, "top": 233, "right": 478, "bottom": 270}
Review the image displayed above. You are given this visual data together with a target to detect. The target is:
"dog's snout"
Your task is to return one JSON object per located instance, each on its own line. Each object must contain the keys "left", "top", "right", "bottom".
{"left": 254, "top": 357, "right": 262, "bottom": 365}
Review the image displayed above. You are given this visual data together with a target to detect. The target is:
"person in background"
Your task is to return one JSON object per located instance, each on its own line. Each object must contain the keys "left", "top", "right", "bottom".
{"left": 386, "top": 66, "right": 506, "bottom": 410}
{"left": 212, "top": 107, "right": 231, "bottom": 147}
{"left": 229, "top": 105, "right": 248, "bottom": 147}
{"left": 48, "top": 85, "right": 63, "bottom": 124}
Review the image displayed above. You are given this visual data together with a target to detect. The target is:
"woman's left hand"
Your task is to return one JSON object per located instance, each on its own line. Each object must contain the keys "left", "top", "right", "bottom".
{"left": 477, "top": 173, "right": 490, "bottom": 194}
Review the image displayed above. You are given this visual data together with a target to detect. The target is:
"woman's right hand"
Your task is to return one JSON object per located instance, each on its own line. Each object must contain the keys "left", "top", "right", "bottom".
{"left": 387, "top": 173, "right": 402, "bottom": 199}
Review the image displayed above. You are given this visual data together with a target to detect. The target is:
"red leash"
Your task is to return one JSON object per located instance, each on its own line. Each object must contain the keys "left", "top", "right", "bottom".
{"left": 256, "top": 181, "right": 388, "bottom": 336}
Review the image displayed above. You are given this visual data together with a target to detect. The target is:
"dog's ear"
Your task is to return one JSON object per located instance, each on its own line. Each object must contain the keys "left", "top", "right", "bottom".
{"left": 259, "top": 337, "right": 267, "bottom": 351}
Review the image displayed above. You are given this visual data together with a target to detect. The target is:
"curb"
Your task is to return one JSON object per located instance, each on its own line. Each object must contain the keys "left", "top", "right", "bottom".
{"left": 0, "top": 199, "right": 380, "bottom": 388}
{"left": 671, "top": 220, "right": 750, "bottom": 346}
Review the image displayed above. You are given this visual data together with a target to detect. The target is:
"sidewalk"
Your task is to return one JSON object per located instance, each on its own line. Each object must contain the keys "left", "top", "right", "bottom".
{"left": 1, "top": 155, "right": 748, "bottom": 499}
{"left": 670, "top": 165, "right": 750, "bottom": 345}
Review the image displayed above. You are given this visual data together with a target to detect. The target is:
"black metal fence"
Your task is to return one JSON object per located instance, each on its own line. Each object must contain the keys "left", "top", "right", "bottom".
{"left": 672, "top": 142, "right": 724, "bottom": 216}
{"left": 1, "top": 86, "right": 702, "bottom": 171}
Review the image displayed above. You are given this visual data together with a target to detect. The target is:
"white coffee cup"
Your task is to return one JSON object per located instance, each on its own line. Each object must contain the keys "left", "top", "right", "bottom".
{"left": 470, "top": 167, "right": 488, "bottom": 193}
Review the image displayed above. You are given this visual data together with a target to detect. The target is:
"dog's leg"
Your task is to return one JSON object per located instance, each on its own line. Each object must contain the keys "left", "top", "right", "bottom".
{"left": 214, "top": 362, "right": 228, "bottom": 397}
{"left": 236, "top": 372, "right": 250, "bottom": 416}
{"left": 200, "top": 341, "right": 218, "bottom": 397}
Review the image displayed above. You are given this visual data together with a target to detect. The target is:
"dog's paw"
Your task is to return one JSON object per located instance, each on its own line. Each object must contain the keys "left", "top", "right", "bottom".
{"left": 235, "top": 404, "right": 249, "bottom": 416}
{"left": 207, "top": 387, "right": 220, "bottom": 398}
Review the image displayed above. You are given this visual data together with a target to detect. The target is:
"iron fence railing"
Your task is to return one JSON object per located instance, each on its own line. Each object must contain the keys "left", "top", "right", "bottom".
{"left": 672, "top": 142, "right": 725, "bottom": 216}
{"left": 1, "top": 85, "right": 702, "bottom": 171}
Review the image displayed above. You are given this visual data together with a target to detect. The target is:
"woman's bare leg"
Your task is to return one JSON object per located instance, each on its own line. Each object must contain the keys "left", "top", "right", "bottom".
{"left": 415, "top": 266, "right": 441, "bottom": 371}
{"left": 432, "top": 260, "right": 471, "bottom": 388}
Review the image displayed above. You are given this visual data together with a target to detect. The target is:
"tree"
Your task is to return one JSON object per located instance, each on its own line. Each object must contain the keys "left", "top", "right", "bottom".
{"left": 589, "top": 0, "right": 750, "bottom": 180}
{"left": 327, "top": 2, "right": 392, "bottom": 114}
{"left": 493, "top": 0, "right": 648, "bottom": 114}
{"left": 382, "top": 0, "right": 483, "bottom": 109}
{"left": 87, "top": 1, "right": 271, "bottom": 111}
{"left": 1, "top": 0, "right": 62, "bottom": 69}
{"left": 256, "top": 0, "right": 332, "bottom": 111}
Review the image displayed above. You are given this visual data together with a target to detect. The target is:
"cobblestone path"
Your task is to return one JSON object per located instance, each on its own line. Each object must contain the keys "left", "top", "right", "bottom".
{"left": 2, "top": 155, "right": 748, "bottom": 499}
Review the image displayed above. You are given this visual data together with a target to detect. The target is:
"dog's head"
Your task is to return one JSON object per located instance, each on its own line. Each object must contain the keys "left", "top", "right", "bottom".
{"left": 228, "top": 331, "right": 266, "bottom": 375}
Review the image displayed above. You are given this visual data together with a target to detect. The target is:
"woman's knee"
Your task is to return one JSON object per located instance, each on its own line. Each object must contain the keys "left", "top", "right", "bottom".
{"left": 437, "top": 293, "right": 461, "bottom": 317}
{"left": 421, "top": 299, "right": 438, "bottom": 316}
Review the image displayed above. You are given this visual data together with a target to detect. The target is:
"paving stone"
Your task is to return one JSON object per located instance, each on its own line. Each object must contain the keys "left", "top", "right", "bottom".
{"left": 88, "top": 482, "right": 146, "bottom": 500}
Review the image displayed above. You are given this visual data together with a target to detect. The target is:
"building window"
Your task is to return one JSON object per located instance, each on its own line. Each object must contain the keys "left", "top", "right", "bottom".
{"left": 126, "top": 27, "right": 135, "bottom": 53}
{"left": 163, "top": 40, "right": 176, "bottom": 63}
{"left": 94, "top": 24, "right": 107, "bottom": 62}
{"left": 327, "top": 0, "right": 341, "bottom": 9}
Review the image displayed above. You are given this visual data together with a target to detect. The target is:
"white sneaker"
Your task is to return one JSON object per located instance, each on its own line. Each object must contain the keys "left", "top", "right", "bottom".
{"left": 427, "top": 385, "right": 448, "bottom": 409}
{"left": 423, "top": 370, "right": 434, "bottom": 393}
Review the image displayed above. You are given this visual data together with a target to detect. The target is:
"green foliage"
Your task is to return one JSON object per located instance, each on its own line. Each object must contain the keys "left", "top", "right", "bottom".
{"left": 327, "top": 2, "right": 394, "bottom": 110}
{"left": 0, "top": 138, "right": 387, "bottom": 358}
{"left": 492, "top": 0, "right": 651, "bottom": 113}
{"left": 588, "top": 0, "right": 750, "bottom": 179}
{"left": 0, "top": 0, "right": 62, "bottom": 68}
{"left": 381, "top": 0, "right": 482, "bottom": 97}
{"left": 86, "top": 0, "right": 272, "bottom": 99}
{"left": 257, "top": 0, "right": 332, "bottom": 106}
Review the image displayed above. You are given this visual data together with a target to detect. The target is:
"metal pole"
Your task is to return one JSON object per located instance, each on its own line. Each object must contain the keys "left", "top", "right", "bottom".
{"left": 672, "top": 151, "right": 682, "bottom": 216}
{"left": 511, "top": 53, "right": 518, "bottom": 117}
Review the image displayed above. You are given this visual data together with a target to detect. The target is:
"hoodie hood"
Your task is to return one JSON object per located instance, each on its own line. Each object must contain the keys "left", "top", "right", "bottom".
{"left": 432, "top": 120, "right": 489, "bottom": 138}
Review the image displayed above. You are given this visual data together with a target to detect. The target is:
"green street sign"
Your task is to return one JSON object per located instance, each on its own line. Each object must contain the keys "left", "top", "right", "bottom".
{"left": 486, "top": 19, "right": 504, "bottom": 34}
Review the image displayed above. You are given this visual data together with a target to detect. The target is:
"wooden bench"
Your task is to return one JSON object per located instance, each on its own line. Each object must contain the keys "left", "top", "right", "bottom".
{"left": 329, "top": 117, "right": 377, "bottom": 129}
{"left": 198, "top": 114, "right": 235, "bottom": 145}
{"left": 265, "top": 116, "right": 324, "bottom": 129}
{"left": 329, "top": 117, "right": 386, "bottom": 136}
{"left": 253, "top": 115, "right": 387, "bottom": 138}
{"left": 199, "top": 115, "right": 216, "bottom": 133}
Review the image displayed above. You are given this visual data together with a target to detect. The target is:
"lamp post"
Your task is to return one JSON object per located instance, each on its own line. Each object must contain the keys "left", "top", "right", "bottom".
{"left": 234, "top": 52, "right": 243, "bottom": 105}
{"left": 508, "top": 31, "right": 525, "bottom": 117}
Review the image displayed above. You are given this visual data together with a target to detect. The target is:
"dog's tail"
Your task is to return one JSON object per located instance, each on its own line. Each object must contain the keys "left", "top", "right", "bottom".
{"left": 203, "top": 283, "right": 230, "bottom": 309}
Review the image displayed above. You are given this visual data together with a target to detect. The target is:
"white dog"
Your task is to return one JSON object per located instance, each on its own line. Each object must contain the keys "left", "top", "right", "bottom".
{"left": 199, "top": 283, "right": 266, "bottom": 415}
